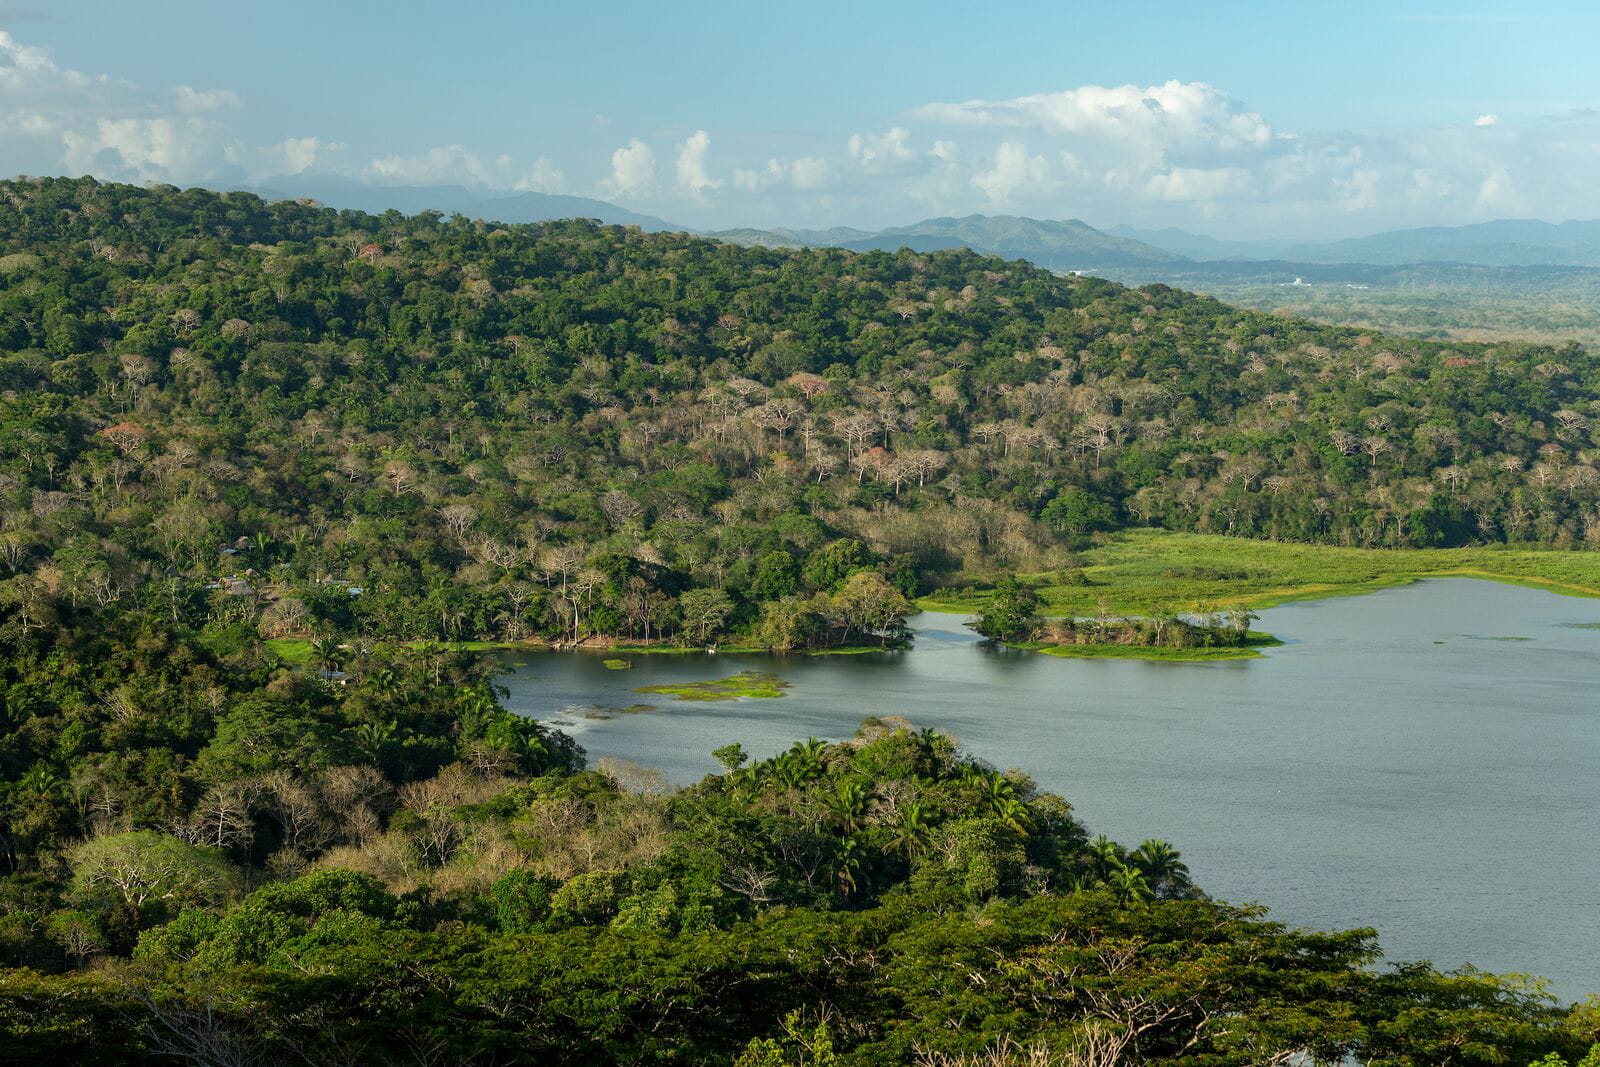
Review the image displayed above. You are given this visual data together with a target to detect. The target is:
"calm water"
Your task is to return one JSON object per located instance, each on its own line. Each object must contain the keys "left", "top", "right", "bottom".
{"left": 498, "top": 579, "right": 1600, "bottom": 1001}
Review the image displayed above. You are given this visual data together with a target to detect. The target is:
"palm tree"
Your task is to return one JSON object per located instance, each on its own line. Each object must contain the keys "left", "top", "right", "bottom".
{"left": 1088, "top": 834, "right": 1125, "bottom": 883}
{"left": 1131, "top": 839, "right": 1191, "bottom": 897}
{"left": 992, "top": 797, "right": 1034, "bottom": 837}
{"left": 887, "top": 801, "right": 932, "bottom": 860}
{"left": 770, "top": 752, "right": 807, "bottom": 790}
{"left": 412, "top": 640, "right": 446, "bottom": 687}
{"left": 796, "top": 737, "right": 827, "bottom": 778}
{"left": 828, "top": 779, "right": 870, "bottom": 835}
{"left": 364, "top": 666, "right": 404, "bottom": 705}
{"left": 835, "top": 835, "right": 866, "bottom": 898}
{"left": 353, "top": 719, "right": 397, "bottom": 762}
{"left": 1110, "top": 865, "right": 1152, "bottom": 905}
{"left": 309, "top": 637, "right": 347, "bottom": 680}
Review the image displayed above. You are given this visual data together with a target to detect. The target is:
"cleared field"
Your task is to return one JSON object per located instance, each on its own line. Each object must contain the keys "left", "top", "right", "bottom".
{"left": 920, "top": 529, "right": 1600, "bottom": 617}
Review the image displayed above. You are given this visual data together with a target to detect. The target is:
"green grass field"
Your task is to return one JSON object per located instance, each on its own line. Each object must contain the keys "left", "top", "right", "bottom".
{"left": 920, "top": 529, "right": 1600, "bottom": 617}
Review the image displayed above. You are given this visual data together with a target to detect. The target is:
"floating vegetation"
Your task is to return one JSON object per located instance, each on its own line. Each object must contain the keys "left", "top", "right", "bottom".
{"left": 565, "top": 701, "right": 659, "bottom": 720}
{"left": 635, "top": 671, "right": 790, "bottom": 701}
{"left": 602, "top": 658, "right": 631, "bottom": 670}
{"left": 1559, "top": 622, "right": 1600, "bottom": 630}
{"left": 1462, "top": 635, "right": 1533, "bottom": 642}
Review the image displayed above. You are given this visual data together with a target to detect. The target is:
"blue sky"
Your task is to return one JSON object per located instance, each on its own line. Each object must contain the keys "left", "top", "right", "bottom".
{"left": 4, "top": 1, "right": 1600, "bottom": 237}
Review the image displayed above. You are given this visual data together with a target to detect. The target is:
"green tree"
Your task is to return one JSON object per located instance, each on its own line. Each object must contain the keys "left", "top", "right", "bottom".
{"left": 971, "top": 575, "right": 1041, "bottom": 642}
{"left": 831, "top": 571, "right": 911, "bottom": 646}
{"left": 678, "top": 588, "right": 734, "bottom": 646}
{"left": 70, "top": 832, "right": 232, "bottom": 916}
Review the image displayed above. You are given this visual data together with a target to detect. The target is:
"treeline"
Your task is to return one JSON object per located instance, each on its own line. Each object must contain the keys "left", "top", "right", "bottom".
{"left": 3, "top": 178, "right": 1600, "bottom": 651}
{"left": 1, "top": 608, "right": 1597, "bottom": 1063}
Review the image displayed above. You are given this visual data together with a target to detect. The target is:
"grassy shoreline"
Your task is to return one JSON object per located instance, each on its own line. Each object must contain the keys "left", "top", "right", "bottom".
{"left": 918, "top": 530, "right": 1600, "bottom": 617}
{"left": 265, "top": 637, "right": 898, "bottom": 665}
{"left": 1011, "top": 630, "right": 1283, "bottom": 663}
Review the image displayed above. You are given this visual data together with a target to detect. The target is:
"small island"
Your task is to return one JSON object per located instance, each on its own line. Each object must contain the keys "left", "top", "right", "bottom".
{"left": 969, "top": 574, "right": 1279, "bottom": 662}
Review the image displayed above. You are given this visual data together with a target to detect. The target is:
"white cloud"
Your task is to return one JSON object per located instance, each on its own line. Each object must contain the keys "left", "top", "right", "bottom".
{"left": 172, "top": 86, "right": 243, "bottom": 113}
{"left": 1145, "top": 165, "right": 1255, "bottom": 202}
{"left": 790, "top": 155, "right": 831, "bottom": 191}
{"left": 61, "top": 116, "right": 225, "bottom": 181}
{"left": 971, "top": 141, "right": 1053, "bottom": 203}
{"left": 1474, "top": 114, "right": 1499, "bottom": 127}
{"left": 915, "top": 80, "right": 1274, "bottom": 159}
{"left": 675, "top": 129, "right": 722, "bottom": 199}
{"left": 732, "top": 155, "right": 833, "bottom": 194}
{"left": 363, "top": 145, "right": 562, "bottom": 192}
{"left": 602, "top": 137, "right": 656, "bottom": 197}
{"left": 733, "top": 158, "right": 784, "bottom": 193}
{"left": 515, "top": 156, "right": 565, "bottom": 193}
{"left": 0, "top": 30, "right": 254, "bottom": 183}
{"left": 256, "top": 136, "right": 336, "bottom": 178}
{"left": 848, "top": 127, "right": 916, "bottom": 173}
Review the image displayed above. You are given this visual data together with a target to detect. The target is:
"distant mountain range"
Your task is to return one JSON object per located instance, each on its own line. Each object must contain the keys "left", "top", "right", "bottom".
{"left": 708, "top": 214, "right": 1187, "bottom": 270}
{"left": 1115, "top": 218, "right": 1600, "bottom": 269}
{"left": 240, "top": 177, "right": 679, "bottom": 231}
{"left": 235, "top": 179, "right": 1600, "bottom": 273}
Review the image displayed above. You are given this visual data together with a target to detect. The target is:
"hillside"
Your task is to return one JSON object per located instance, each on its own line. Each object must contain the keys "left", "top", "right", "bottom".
{"left": 1, "top": 176, "right": 1598, "bottom": 1063}
{"left": 3, "top": 177, "right": 1600, "bottom": 653}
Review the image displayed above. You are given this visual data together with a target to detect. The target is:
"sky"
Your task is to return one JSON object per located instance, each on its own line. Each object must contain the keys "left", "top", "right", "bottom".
{"left": 3, "top": 0, "right": 1600, "bottom": 239}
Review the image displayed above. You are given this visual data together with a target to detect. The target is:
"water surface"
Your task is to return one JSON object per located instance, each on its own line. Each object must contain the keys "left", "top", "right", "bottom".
{"left": 498, "top": 579, "right": 1600, "bottom": 1000}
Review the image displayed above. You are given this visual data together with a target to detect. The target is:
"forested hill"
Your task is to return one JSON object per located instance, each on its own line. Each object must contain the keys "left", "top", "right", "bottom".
{"left": 2, "top": 176, "right": 1599, "bottom": 649}
{"left": 3, "top": 177, "right": 1600, "bottom": 1063}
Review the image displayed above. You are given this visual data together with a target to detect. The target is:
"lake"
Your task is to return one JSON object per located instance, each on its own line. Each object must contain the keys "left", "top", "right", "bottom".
{"left": 497, "top": 578, "right": 1600, "bottom": 1002}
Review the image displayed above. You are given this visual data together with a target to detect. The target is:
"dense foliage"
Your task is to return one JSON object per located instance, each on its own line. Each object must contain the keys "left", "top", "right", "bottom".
{"left": 2, "top": 177, "right": 1599, "bottom": 1063}
{"left": 3, "top": 178, "right": 1600, "bottom": 654}
{"left": 0, "top": 612, "right": 1593, "bottom": 1064}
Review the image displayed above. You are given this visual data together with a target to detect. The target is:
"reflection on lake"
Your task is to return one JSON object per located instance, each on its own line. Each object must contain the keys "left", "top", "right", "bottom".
{"left": 498, "top": 578, "right": 1600, "bottom": 1000}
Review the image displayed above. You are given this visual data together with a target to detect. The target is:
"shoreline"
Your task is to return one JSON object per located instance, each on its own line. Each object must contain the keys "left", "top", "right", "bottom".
{"left": 264, "top": 636, "right": 902, "bottom": 665}
{"left": 917, "top": 531, "right": 1600, "bottom": 619}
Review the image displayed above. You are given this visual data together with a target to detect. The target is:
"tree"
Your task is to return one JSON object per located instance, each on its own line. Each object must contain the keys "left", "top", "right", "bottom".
{"left": 753, "top": 550, "right": 799, "bottom": 600}
{"left": 831, "top": 571, "right": 911, "bottom": 646}
{"left": 678, "top": 588, "right": 733, "bottom": 646}
{"left": 1042, "top": 487, "right": 1118, "bottom": 537}
{"left": 971, "top": 575, "right": 1041, "bottom": 642}
{"left": 70, "top": 832, "right": 232, "bottom": 915}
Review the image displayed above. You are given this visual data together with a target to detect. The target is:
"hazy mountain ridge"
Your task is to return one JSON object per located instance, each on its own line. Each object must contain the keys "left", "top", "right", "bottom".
{"left": 710, "top": 213, "right": 1187, "bottom": 268}
{"left": 1116, "top": 217, "right": 1600, "bottom": 269}
{"left": 241, "top": 176, "right": 681, "bottom": 231}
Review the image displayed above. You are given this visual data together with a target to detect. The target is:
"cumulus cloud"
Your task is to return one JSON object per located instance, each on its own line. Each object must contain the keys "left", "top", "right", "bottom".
{"left": 675, "top": 129, "right": 722, "bottom": 199}
{"left": 602, "top": 137, "right": 656, "bottom": 197}
{"left": 732, "top": 155, "right": 833, "bottom": 194}
{"left": 516, "top": 157, "right": 564, "bottom": 193}
{"left": 256, "top": 136, "right": 336, "bottom": 178}
{"left": 1474, "top": 114, "right": 1499, "bottom": 127}
{"left": 0, "top": 29, "right": 248, "bottom": 182}
{"left": 915, "top": 81, "right": 1274, "bottom": 158}
{"left": 848, "top": 127, "right": 916, "bottom": 173}
{"left": 970, "top": 141, "right": 1053, "bottom": 204}
{"left": 61, "top": 117, "right": 228, "bottom": 182}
